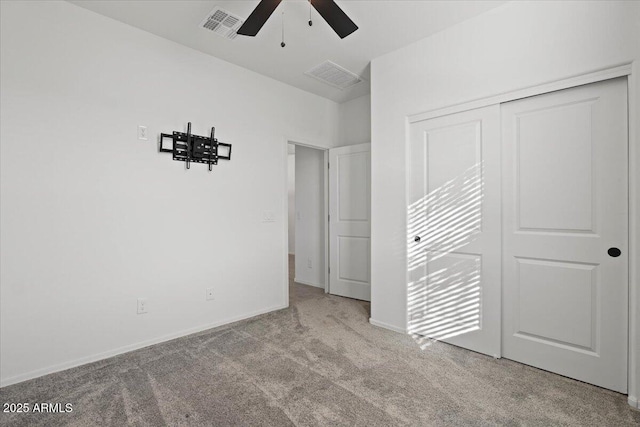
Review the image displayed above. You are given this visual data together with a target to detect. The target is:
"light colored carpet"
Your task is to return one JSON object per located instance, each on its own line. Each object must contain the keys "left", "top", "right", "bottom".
{"left": 1, "top": 255, "right": 638, "bottom": 426}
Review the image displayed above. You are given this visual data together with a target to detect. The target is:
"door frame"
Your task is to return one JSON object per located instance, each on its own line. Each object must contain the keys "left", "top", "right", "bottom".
{"left": 283, "top": 138, "right": 331, "bottom": 307}
{"left": 405, "top": 61, "right": 639, "bottom": 407}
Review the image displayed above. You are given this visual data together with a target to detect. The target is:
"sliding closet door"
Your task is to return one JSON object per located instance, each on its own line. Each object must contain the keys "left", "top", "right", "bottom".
{"left": 501, "top": 78, "right": 628, "bottom": 392}
{"left": 408, "top": 105, "right": 501, "bottom": 357}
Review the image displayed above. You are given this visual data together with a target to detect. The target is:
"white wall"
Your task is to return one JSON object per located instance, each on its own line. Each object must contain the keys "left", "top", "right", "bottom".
{"left": 288, "top": 153, "right": 296, "bottom": 254}
{"left": 338, "top": 94, "right": 371, "bottom": 145}
{"left": 0, "top": 0, "right": 339, "bottom": 386}
{"left": 370, "top": 0, "right": 640, "bottom": 402}
{"left": 294, "top": 146, "right": 325, "bottom": 288}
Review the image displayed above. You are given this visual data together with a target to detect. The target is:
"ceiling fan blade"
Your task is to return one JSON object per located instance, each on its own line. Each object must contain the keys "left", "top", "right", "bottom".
{"left": 310, "top": 0, "right": 358, "bottom": 39}
{"left": 237, "top": 0, "right": 283, "bottom": 37}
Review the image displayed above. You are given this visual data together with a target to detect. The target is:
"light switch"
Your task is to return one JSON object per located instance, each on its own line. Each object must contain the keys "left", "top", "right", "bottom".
{"left": 138, "top": 125, "right": 148, "bottom": 140}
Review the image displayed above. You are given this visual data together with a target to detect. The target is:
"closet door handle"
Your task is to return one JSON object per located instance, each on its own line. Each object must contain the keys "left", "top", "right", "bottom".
{"left": 608, "top": 247, "right": 621, "bottom": 257}
{"left": 414, "top": 236, "right": 421, "bottom": 243}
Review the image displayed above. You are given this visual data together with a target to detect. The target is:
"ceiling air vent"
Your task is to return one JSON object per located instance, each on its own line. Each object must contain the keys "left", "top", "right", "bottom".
{"left": 200, "top": 7, "right": 244, "bottom": 40}
{"left": 305, "top": 61, "right": 363, "bottom": 90}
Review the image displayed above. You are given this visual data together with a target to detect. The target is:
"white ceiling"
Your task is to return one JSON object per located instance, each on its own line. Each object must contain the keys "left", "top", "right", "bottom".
{"left": 68, "top": 0, "right": 506, "bottom": 103}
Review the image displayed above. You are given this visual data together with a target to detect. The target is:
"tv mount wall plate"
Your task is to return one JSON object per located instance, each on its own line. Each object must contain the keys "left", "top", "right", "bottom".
{"left": 159, "top": 122, "right": 232, "bottom": 171}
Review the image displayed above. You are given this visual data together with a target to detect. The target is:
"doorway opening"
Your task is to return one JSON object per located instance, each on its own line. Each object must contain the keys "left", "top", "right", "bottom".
{"left": 284, "top": 140, "right": 372, "bottom": 307}
{"left": 287, "top": 142, "right": 329, "bottom": 305}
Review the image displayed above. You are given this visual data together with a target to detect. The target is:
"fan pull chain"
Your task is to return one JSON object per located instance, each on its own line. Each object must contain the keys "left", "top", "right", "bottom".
{"left": 308, "top": 0, "right": 313, "bottom": 26}
{"left": 281, "top": 11, "right": 286, "bottom": 47}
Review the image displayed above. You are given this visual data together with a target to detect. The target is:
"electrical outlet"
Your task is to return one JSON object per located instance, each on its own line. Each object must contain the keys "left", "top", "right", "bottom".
{"left": 307, "top": 258, "right": 312, "bottom": 268}
{"left": 137, "top": 298, "right": 148, "bottom": 314}
{"left": 137, "top": 125, "right": 148, "bottom": 140}
{"left": 206, "top": 288, "right": 214, "bottom": 301}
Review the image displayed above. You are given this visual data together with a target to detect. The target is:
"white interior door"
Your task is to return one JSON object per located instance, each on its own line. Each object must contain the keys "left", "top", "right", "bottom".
{"left": 501, "top": 78, "right": 628, "bottom": 393}
{"left": 329, "top": 143, "right": 371, "bottom": 301}
{"left": 408, "top": 105, "right": 501, "bottom": 357}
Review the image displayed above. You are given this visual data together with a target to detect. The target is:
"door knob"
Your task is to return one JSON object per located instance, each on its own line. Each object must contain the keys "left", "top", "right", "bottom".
{"left": 414, "top": 236, "right": 421, "bottom": 242}
{"left": 608, "top": 247, "right": 621, "bottom": 257}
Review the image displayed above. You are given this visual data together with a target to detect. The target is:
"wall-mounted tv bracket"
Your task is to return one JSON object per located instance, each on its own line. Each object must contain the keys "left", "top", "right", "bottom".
{"left": 159, "top": 122, "right": 232, "bottom": 171}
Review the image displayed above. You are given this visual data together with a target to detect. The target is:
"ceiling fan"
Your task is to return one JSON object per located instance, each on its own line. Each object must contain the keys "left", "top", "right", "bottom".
{"left": 237, "top": 0, "right": 358, "bottom": 40}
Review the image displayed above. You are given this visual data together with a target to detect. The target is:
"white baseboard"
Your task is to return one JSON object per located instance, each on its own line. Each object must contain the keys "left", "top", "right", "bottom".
{"left": 0, "top": 304, "right": 287, "bottom": 388}
{"left": 293, "top": 277, "right": 324, "bottom": 288}
{"left": 369, "top": 318, "right": 407, "bottom": 334}
{"left": 629, "top": 395, "right": 639, "bottom": 409}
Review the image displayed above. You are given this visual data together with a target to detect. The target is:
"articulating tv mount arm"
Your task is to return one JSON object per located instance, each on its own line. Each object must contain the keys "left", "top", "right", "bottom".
{"left": 159, "top": 122, "right": 232, "bottom": 171}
